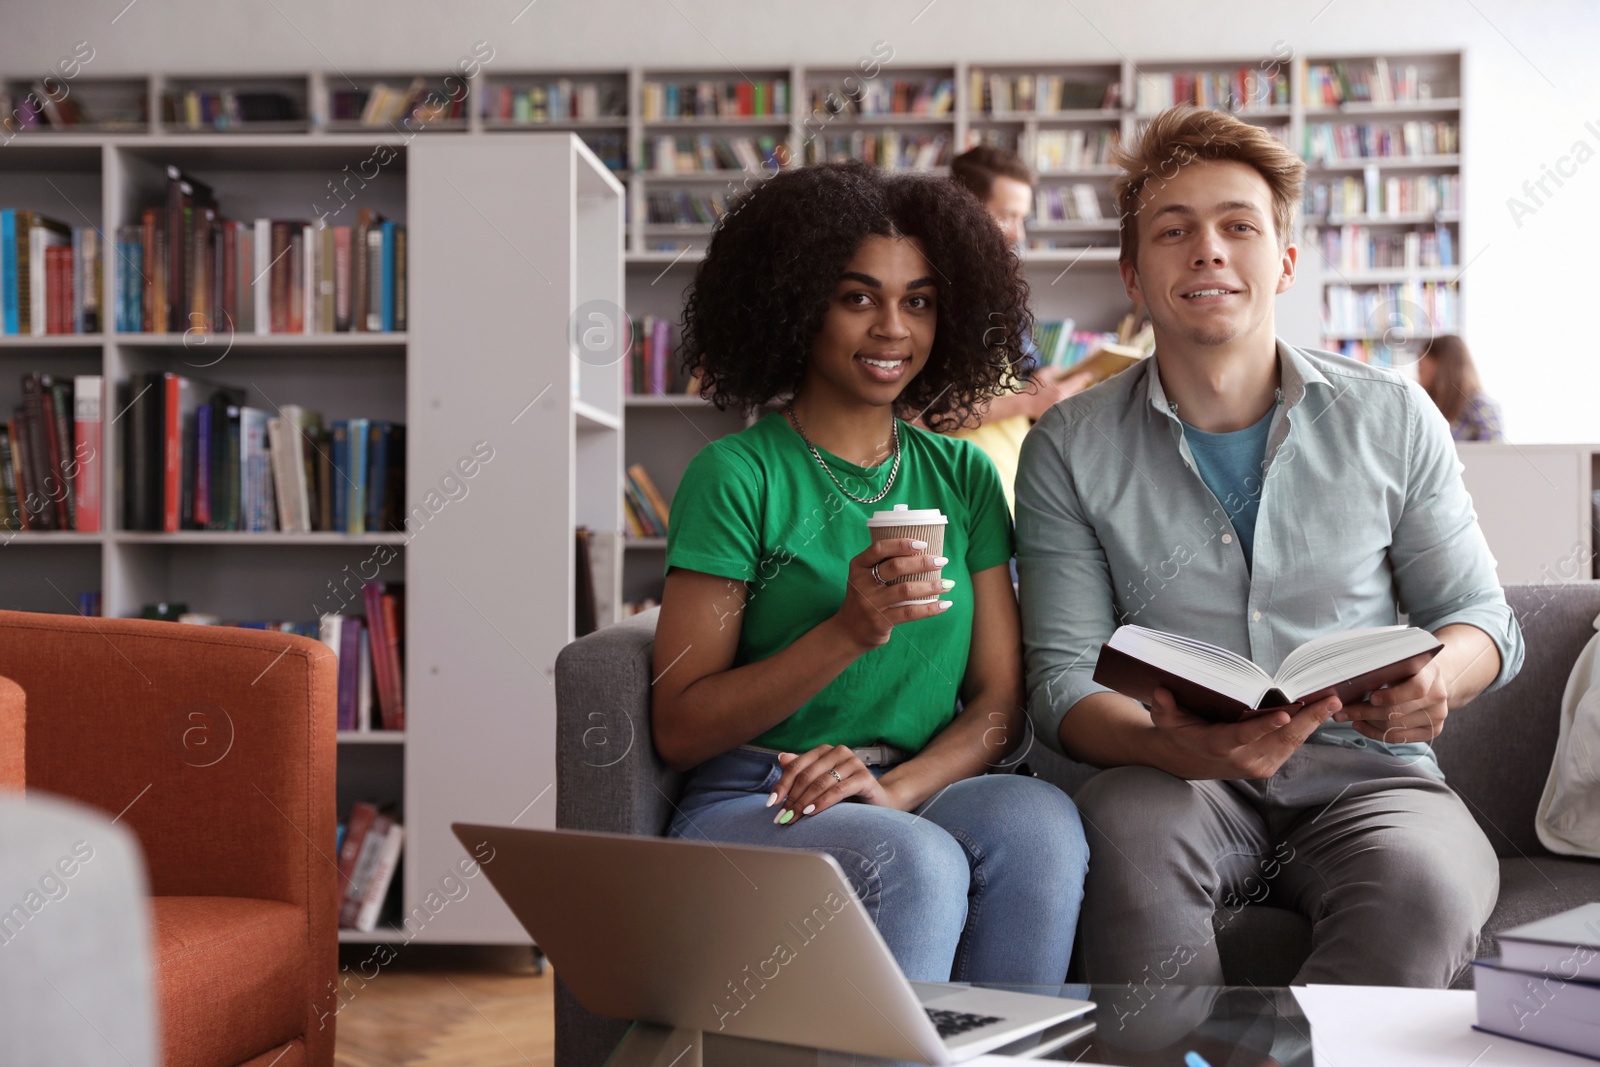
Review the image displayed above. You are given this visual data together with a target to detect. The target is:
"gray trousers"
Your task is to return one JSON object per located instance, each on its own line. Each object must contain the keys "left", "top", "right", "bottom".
{"left": 1073, "top": 742, "right": 1499, "bottom": 988}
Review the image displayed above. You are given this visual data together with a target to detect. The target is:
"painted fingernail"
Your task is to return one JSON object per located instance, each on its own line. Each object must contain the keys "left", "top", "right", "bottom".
{"left": 933, "top": 556, "right": 949, "bottom": 567}
{"left": 910, "top": 540, "right": 928, "bottom": 549}
{"left": 766, "top": 792, "right": 777, "bottom": 808}
{"left": 940, "top": 579, "right": 956, "bottom": 590}
{"left": 777, "top": 809, "right": 795, "bottom": 825}
{"left": 802, "top": 804, "right": 816, "bottom": 815}
{"left": 938, "top": 600, "right": 953, "bottom": 611}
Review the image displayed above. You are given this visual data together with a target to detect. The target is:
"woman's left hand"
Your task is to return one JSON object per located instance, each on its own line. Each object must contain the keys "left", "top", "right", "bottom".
{"left": 768, "top": 744, "right": 902, "bottom": 826}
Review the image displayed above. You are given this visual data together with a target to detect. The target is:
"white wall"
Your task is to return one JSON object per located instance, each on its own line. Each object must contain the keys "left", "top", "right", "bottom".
{"left": 5, "top": 0, "right": 1595, "bottom": 441}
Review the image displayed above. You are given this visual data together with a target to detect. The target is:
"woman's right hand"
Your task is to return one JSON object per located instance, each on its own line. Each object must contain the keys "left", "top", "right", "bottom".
{"left": 832, "top": 537, "right": 953, "bottom": 650}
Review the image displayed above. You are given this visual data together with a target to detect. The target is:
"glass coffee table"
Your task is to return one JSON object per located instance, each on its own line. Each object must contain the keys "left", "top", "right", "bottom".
{"left": 605, "top": 984, "right": 1312, "bottom": 1065}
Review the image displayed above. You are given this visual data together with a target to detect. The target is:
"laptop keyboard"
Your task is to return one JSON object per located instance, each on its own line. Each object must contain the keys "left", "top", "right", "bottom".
{"left": 925, "top": 1008, "right": 1004, "bottom": 1038}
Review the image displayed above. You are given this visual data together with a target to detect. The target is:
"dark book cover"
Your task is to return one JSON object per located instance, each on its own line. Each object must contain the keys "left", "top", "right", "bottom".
{"left": 46, "top": 378, "right": 75, "bottom": 529}
{"left": 20, "top": 373, "right": 58, "bottom": 530}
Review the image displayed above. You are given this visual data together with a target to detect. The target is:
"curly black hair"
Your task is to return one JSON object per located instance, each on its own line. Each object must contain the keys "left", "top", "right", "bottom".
{"left": 677, "top": 160, "right": 1033, "bottom": 433}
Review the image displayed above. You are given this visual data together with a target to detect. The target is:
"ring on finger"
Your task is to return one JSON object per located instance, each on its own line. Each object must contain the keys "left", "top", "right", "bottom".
{"left": 827, "top": 768, "right": 844, "bottom": 782}
{"left": 870, "top": 563, "right": 889, "bottom": 586}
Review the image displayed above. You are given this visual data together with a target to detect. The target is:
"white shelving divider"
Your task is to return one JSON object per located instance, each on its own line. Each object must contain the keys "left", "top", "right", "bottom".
{"left": 405, "top": 133, "right": 622, "bottom": 942}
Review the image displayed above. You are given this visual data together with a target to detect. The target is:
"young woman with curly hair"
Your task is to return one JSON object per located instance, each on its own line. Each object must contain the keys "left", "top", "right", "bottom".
{"left": 650, "top": 160, "right": 1088, "bottom": 983}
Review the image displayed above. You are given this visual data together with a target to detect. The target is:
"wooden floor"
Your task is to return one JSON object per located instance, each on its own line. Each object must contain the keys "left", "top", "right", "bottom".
{"left": 332, "top": 944, "right": 555, "bottom": 1067}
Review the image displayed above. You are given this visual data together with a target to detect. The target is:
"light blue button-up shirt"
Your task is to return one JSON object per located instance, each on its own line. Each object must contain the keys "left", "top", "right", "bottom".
{"left": 1015, "top": 340, "right": 1525, "bottom": 777}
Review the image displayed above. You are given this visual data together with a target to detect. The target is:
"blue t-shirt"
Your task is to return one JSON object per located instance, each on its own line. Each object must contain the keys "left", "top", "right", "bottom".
{"left": 1181, "top": 405, "right": 1275, "bottom": 568}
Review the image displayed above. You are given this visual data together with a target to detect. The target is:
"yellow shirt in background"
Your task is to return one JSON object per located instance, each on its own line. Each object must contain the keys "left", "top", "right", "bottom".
{"left": 953, "top": 414, "right": 1032, "bottom": 515}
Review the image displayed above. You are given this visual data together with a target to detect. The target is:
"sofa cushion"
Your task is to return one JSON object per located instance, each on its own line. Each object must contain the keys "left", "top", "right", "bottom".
{"left": 1481, "top": 856, "right": 1600, "bottom": 958}
{"left": 150, "top": 897, "right": 308, "bottom": 1067}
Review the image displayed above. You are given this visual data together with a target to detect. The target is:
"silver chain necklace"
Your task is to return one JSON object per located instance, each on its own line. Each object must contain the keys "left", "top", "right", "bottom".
{"left": 784, "top": 403, "right": 901, "bottom": 505}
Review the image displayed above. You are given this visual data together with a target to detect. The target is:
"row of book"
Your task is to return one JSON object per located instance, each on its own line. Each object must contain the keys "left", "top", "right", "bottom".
{"left": 1, "top": 83, "right": 144, "bottom": 131}
{"left": 1033, "top": 129, "right": 1119, "bottom": 173}
{"left": 1473, "top": 903, "right": 1600, "bottom": 1061}
{"left": 1306, "top": 174, "right": 1461, "bottom": 221}
{"left": 623, "top": 464, "right": 671, "bottom": 539}
{"left": 483, "top": 81, "right": 624, "bottom": 123}
{"left": 1303, "top": 120, "right": 1459, "bottom": 163}
{"left": 318, "top": 584, "right": 406, "bottom": 732}
{"left": 627, "top": 315, "right": 687, "bottom": 395}
{"left": 1031, "top": 320, "right": 1122, "bottom": 372}
{"left": 808, "top": 79, "right": 954, "bottom": 118}
{"left": 1325, "top": 339, "right": 1403, "bottom": 366}
{"left": 121, "top": 371, "right": 406, "bottom": 534}
{"left": 1, "top": 212, "right": 103, "bottom": 335}
{"left": 646, "top": 134, "right": 787, "bottom": 175}
{"left": 1306, "top": 59, "right": 1445, "bottom": 107}
{"left": 162, "top": 90, "right": 300, "bottom": 129}
{"left": 112, "top": 168, "right": 406, "bottom": 335}
{"left": 329, "top": 80, "right": 466, "bottom": 126}
{"left": 1034, "top": 184, "right": 1105, "bottom": 224}
{"left": 575, "top": 133, "right": 628, "bottom": 173}
{"left": 968, "top": 70, "right": 1120, "bottom": 115}
{"left": 2, "top": 373, "right": 101, "bottom": 532}
{"left": 640, "top": 79, "right": 789, "bottom": 121}
{"left": 645, "top": 190, "right": 731, "bottom": 227}
{"left": 336, "top": 802, "right": 404, "bottom": 932}
{"left": 1315, "top": 224, "right": 1456, "bottom": 272}
{"left": 1322, "top": 281, "right": 1459, "bottom": 337}
{"left": 1134, "top": 68, "right": 1291, "bottom": 115}
{"left": 804, "top": 132, "right": 949, "bottom": 171}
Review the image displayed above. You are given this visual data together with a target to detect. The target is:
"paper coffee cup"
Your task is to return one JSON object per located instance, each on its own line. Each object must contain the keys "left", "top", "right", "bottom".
{"left": 866, "top": 504, "right": 947, "bottom": 606}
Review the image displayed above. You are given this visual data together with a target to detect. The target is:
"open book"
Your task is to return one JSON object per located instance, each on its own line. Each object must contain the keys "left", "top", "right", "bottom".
{"left": 1092, "top": 624, "right": 1443, "bottom": 724}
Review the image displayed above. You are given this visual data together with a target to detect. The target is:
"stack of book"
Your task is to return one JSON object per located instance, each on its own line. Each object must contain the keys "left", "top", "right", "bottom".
{"left": 627, "top": 315, "right": 689, "bottom": 395}
{"left": 808, "top": 77, "right": 954, "bottom": 117}
{"left": 804, "top": 130, "right": 948, "bottom": 170}
{"left": 1034, "top": 185, "right": 1104, "bottom": 223}
{"left": 1317, "top": 224, "right": 1456, "bottom": 271}
{"left": 2, "top": 372, "right": 102, "bottom": 532}
{"left": 119, "top": 372, "right": 405, "bottom": 534}
{"left": 1, "top": 211, "right": 103, "bottom": 335}
{"left": 968, "top": 70, "right": 1119, "bottom": 114}
{"left": 1303, "top": 120, "right": 1459, "bottom": 162}
{"left": 330, "top": 80, "right": 467, "bottom": 126}
{"left": 646, "top": 134, "right": 785, "bottom": 174}
{"left": 1306, "top": 59, "right": 1437, "bottom": 106}
{"left": 645, "top": 190, "right": 732, "bottom": 227}
{"left": 336, "top": 802, "right": 404, "bottom": 933}
{"left": 161, "top": 88, "right": 299, "bottom": 130}
{"left": 112, "top": 166, "right": 405, "bottom": 335}
{"left": 317, "top": 585, "right": 405, "bottom": 732}
{"left": 1474, "top": 903, "right": 1600, "bottom": 1060}
{"left": 1309, "top": 174, "right": 1462, "bottom": 221}
{"left": 623, "top": 464, "right": 670, "bottom": 539}
{"left": 1134, "top": 67, "right": 1290, "bottom": 114}
{"left": 483, "top": 79, "right": 624, "bottom": 123}
{"left": 640, "top": 78, "right": 789, "bottom": 120}
{"left": 1030, "top": 319, "right": 1121, "bottom": 372}
{"left": 1033, "top": 129, "right": 1119, "bottom": 172}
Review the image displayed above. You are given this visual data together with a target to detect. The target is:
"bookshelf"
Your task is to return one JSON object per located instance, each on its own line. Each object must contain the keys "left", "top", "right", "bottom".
{"left": 0, "top": 129, "right": 622, "bottom": 945}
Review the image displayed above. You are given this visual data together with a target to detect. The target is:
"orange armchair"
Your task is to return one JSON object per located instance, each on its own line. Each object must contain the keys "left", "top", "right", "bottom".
{"left": 0, "top": 609, "right": 339, "bottom": 1067}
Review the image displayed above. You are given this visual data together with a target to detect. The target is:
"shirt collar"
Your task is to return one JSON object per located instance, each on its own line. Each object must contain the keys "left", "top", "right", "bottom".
{"left": 1144, "top": 337, "right": 1332, "bottom": 419}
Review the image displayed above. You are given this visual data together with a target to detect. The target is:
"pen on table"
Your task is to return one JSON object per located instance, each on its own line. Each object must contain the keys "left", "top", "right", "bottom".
{"left": 1184, "top": 1052, "right": 1213, "bottom": 1067}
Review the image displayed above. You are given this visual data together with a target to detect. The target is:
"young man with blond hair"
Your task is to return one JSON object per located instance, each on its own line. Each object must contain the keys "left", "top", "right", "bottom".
{"left": 1015, "top": 107, "right": 1523, "bottom": 986}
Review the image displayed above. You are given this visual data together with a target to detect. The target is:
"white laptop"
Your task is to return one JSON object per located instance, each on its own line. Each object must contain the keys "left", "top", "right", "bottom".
{"left": 451, "top": 823, "right": 1094, "bottom": 1064}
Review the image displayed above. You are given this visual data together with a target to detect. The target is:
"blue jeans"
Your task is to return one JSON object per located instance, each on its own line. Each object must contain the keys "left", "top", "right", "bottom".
{"left": 667, "top": 747, "right": 1089, "bottom": 983}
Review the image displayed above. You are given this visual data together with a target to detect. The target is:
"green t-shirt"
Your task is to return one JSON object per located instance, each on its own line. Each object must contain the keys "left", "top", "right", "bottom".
{"left": 666, "top": 411, "right": 1014, "bottom": 754}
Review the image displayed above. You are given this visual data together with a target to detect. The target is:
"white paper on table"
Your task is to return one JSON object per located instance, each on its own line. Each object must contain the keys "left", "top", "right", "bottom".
{"left": 1292, "top": 984, "right": 1594, "bottom": 1066}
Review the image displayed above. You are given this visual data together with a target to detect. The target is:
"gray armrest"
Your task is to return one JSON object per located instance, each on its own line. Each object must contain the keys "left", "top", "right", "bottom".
{"left": 555, "top": 608, "right": 682, "bottom": 837}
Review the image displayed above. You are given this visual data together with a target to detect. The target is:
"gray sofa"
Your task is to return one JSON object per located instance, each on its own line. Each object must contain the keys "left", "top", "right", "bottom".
{"left": 554, "top": 583, "right": 1600, "bottom": 1066}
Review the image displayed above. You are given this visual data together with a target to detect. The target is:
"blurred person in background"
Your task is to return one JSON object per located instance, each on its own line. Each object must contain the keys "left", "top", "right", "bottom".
{"left": 1416, "top": 334, "right": 1504, "bottom": 441}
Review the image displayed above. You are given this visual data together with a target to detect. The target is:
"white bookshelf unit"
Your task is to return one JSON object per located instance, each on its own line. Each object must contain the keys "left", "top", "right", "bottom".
{"left": 0, "top": 129, "right": 622, "bottom": 945}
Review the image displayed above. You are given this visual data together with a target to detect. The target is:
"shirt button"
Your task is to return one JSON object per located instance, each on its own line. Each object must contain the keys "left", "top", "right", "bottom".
{"left": 1222, "top": 534, "right": 1233, "bottom": 544}
{"left": 1252, "top": 610, "right": 1263, "bottom": 622}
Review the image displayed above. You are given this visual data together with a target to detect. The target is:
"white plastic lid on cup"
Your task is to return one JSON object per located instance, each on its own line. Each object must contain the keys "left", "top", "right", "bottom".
{"left": 865, "top": 504, "right": 947, "bottom": 527}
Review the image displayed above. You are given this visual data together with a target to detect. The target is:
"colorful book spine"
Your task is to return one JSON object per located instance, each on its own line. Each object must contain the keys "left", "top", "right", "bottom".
{"left": 72, "top": 375, "right": 101, "bottom": 532}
